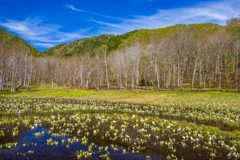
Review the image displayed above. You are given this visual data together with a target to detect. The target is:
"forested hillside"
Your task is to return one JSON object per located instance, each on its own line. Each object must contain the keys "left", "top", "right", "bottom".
{"left": 0, "top": 28, "right": 38, "bottom": 56}
{"left": 0, "top": 23, "right": 240, "bottom": 91}
{"left": 45, "top": 31, "right": 137, "bottom": 57}
{"left": 44, "top": 24, "right": 219, "bottom": 57}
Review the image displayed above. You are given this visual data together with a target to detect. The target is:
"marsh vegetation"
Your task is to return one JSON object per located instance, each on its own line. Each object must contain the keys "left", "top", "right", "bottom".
{"left": 0, "top": 95, "right": 239, "bottom": 159}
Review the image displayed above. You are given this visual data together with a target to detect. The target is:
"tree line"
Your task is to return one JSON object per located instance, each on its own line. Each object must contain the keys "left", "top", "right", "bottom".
{"left": 0, "top": 24, "right": 239, "bottom": 92}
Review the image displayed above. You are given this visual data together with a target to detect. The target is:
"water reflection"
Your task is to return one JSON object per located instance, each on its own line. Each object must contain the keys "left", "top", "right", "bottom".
{"left": 1, "top": 126, "right": 163, "bottom": 160}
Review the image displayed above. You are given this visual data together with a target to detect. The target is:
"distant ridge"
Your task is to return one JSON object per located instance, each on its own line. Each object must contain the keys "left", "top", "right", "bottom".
{"left": 1, "top": 23, "right": 240, "bottom": 58}
{"left": 44, "top": 23, "right": 223, "bottom": 57}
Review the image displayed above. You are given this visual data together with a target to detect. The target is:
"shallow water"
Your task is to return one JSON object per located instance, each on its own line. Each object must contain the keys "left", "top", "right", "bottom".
{"left": 0, "top": 126, "right": 164, "bottom": 160}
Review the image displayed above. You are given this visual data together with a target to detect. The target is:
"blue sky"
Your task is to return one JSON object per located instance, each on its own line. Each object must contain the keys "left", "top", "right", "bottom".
{"left": 0, "top": 0, "right": 239, "bottom": 51}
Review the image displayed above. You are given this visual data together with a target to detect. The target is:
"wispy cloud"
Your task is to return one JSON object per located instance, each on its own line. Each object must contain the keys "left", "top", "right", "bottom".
{"left": 90, "top": 0, "right": 240, "bottom": 34}
{"left": 0, "top": 17, "right": 87, "bottom": 50}
{"left": 66, "top": 4, "right": 125, "bottom": 21}
{"left": 66, "top": 4, "right": 84, "bottom": 12}
{"left": 33, "top": 42, "right": 58, "bottom": 48}
{"left": 88, "top": 19, "right": 126, "bottom": 29}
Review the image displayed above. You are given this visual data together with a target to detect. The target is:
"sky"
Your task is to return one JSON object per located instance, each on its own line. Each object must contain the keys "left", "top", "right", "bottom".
{"left": 0, "top": 0, "right": 239, "bottom": 51}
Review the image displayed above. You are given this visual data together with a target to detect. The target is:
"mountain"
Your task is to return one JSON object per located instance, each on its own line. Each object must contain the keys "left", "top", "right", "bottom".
{"left": 1, "top": 23, "right": 239, "bottom": 58}
{"left": 45, "top": 31, "right": 138, "bottom": 57}
{"left": 0, "top": 28, "right": 39, "bottom": 56}
{"left": 44, "top": 23, "right": 222, "bottom": 57}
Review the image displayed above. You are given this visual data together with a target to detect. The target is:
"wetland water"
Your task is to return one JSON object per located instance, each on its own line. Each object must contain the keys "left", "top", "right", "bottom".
{"left": 0, "top": 126, "right": 163, "bottom": 160}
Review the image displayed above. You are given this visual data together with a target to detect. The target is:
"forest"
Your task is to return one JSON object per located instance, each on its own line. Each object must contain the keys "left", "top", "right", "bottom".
{"left": 0, "top": 22, "right": 240, "bottom": 92}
